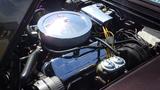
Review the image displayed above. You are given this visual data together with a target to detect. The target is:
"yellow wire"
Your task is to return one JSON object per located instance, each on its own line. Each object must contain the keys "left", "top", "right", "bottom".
{"left": 102, "top": 27, "right": 108, "bottom": 37}
{"left": 105, "top": 27, "right": 111, "bottom": 58}
{"left": 102, "top": 26, "right": 110, "bottom": 58}
{"left": 102, "top": 26, "right": 115, "bottom": 58}
{"left": 102, "top": 27, "right": 108, "bottom": 58}
{"left": 105, "top": 26, "right": 114, "bottom": 37}
{"left": 106, "top": 27, "right": 114, "bottom": 57}
{"left": 108, "top": 31, "right": 114, "bottom": 36}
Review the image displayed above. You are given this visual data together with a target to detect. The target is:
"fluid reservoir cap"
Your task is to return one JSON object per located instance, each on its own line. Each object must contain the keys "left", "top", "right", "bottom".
{"left": 102, "top": 60, "right": 115, "bottom": 70}
{"left": 113, "top": 56, "right": 125, "bottom": 65}
{"left": 37, "top": 11, "right": 92, "bottom": 39}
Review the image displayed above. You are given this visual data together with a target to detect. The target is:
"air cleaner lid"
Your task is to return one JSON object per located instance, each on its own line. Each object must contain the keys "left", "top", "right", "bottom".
{"left": 37, "top": 11, "right": 92, "bottom": 39}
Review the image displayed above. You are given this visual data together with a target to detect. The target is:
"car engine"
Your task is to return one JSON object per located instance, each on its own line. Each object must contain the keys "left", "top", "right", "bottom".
{"left": 0, "top": 0, "right": 160, "bottom": 90}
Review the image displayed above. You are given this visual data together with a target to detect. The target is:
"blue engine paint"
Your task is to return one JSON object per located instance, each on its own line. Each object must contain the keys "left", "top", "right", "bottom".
{"left": 48, "top": 48, "right": 106, "bottom": 81}
{"left": 43, "top": 42, "right": 106, "bottom": 81}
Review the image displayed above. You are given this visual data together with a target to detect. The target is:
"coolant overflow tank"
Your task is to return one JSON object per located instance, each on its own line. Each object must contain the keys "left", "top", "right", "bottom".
{"left": 37, "top": 11, "right": 92, "bottom": 50}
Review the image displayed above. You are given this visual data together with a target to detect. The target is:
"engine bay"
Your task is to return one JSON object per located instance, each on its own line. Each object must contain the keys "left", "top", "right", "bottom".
{"left": 0, "top": 0, "right": 160, "bottom": 90}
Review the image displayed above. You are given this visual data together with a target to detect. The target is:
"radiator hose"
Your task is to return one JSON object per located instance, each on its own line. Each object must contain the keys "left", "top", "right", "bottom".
{"left": 21, "top": 46, "right": 41, "bottom": 83}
